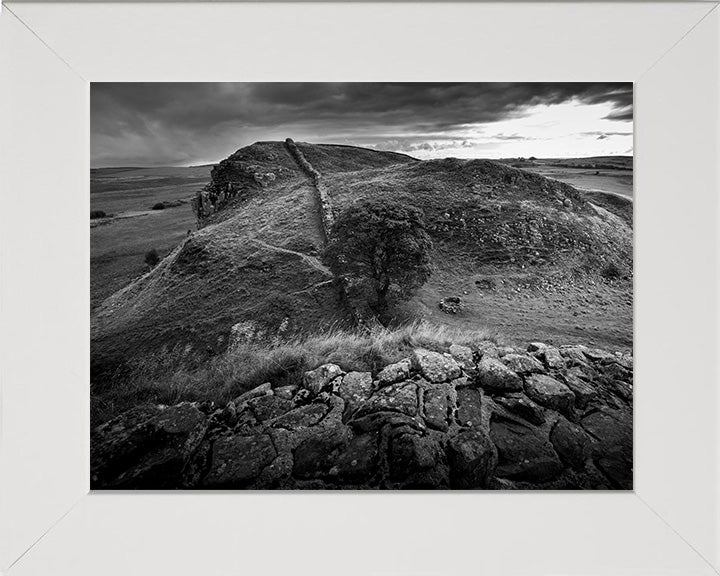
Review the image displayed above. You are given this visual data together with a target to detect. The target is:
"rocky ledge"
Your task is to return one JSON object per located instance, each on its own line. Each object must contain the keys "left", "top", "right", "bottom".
{"left": 91, "top": 342, "right": 633, "bottom": 490}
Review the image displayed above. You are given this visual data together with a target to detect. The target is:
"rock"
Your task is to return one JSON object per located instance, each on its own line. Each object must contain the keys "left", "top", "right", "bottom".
{"left": 447, "top": 429, "right": 498, "bottom": 488}
{"left": 330, "top": 432, "right": 379, "bottom": 483}
{"left": 583, "top": 347, "right": 615, "bottom": 362}
{"left": 274, "top": 384, "right": 298, "bottom": 400}
{"left": 349, "top": 411, "right": 426, "bottom": 434}
{"left": 360, "top": 381, "right": 418, "bottom": 417}
{"left": 203, "top": 434, "right": 276, "bottom": 487}
{"left": 501, "top": 353, "right": 544, "bottom": 374}
{"left": 233, "top": 382, "right": 272, "bottom": 406}
{"left": 376, "top": 358, "right": 412, "bottom": 387}
{"left": 476, "top": 356, "right": 523, "bottom": 392}
{"left": 581, "top": 409, "right": 632, "bottom": 489}
{"left": 449, "top": 344, "right": 475, "bottom": 372}
{"left": 388, "top": 433, "right": 448, "bottom": 487}
{"left": 494, "top": 395, "right": 545, "bottom": 426}
{"left": 91, "top": 403, "right": 207, "bottom": 489}
{"left": 439, "top": 296, "right": 462, "bottom": 314}
{"left": 303, "top": 363, "right": 344, "bottom": 395}
{"left": 524, "top": 374, "right": 575, "bottom": 413}
{"left": 561, "top": 372, "right": 597, "bottom": 409}
{"left": 476, "top": 341, "right": 500, "bottom": 359}
{"left": 248, "top": 395, "right": 294, "bottom": 422}
{"left": 412, "top": 349, "right": 461, "bottom": 383}
{"left": 490, "top": 418, "right": 563, "bottom": 483}
{"left": 293, "top": 426, "right": 350, "bottom": 479}
{"left": 527, "top": 342, "right": 547, "bottom": 353}
{"left": 539, "top": 346, "right": 565, "bottom": 369}
{"left": 559, "top": 345, "right": 589, "bottom": 366}
{"left": 456, "top": 387, "right": 483, "bottom": 428}
{"left": 605, "top": 379, "right": 633, "bottom": 402}
{"left": 550, "top": 418, "right": 591, "bottom": 469}
{"left": 270, "top": 403, "right": 328, "bottom": 430}
{"left": 599, "top": 362, "right": 631, "bottom": 382}
{"left": 337, "top": 371, "right": 373, "bottom": 417}
{"left": 423, "top": 384, "right": 451, "bottom": 431}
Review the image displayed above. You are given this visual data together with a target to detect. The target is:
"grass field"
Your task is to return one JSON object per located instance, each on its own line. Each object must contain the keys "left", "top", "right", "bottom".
{"left": 90, "top": 166, "right": 211, "bottom": 307}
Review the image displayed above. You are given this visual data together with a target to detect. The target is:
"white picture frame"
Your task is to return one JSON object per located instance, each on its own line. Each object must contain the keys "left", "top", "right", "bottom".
{"left": 1, "top": 2, "right": 718, "bottom": 574}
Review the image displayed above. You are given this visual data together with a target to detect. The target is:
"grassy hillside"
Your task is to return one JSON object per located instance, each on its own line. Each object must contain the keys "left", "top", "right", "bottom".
{"left": 91, "top": 141, "right": 632, "bottom": 392}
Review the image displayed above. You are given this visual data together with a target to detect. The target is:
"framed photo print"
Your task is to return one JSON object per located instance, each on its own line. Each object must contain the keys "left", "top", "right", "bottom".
{"left": 1, "top": 2, "right": 718, "bottom": 575}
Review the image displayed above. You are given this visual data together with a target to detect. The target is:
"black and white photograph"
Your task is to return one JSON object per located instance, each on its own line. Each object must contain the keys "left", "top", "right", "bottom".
{"left": 90, "top": 82, "right": 633, "bottom": 490}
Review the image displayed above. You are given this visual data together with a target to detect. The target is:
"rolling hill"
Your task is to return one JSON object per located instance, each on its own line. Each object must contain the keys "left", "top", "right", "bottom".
{"left": 91, "top": 141, "right": 632, "bottom": 386}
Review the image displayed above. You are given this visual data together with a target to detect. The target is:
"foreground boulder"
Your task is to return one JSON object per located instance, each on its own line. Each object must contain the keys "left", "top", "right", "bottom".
{"left": 92, "top": 341, "right": 633, "bottom": 490}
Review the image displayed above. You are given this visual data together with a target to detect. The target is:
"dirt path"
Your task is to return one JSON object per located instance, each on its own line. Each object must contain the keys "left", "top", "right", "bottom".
{"left": 250, "top": 238, "right": 333, "bottom": 277}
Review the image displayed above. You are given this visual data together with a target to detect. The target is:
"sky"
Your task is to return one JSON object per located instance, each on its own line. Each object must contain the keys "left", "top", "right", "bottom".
{"left": 91, "top": 82, "right": 633, "bottom": 168}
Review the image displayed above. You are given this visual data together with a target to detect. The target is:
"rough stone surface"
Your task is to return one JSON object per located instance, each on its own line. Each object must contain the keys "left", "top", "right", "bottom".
{"left": 204, "top": 434, "right": 276, "bottom": 487}
{"left": 412, "top": 348, "right": 461, "bottom": 383}
{"left": 524, "top": 374, "right": 575, "bottom": 414}
{"left": 448, "top": 344, "right": 475, "bottom": 372}
{"left": 303, "top": 364, "right": 344, "bottom": 395}
{"left": 539, "top": 346, "right": 565, "bottom": 369}
{"left": 490, "top": 418, "right": 563, "bottom": 483}
{"left": 338, "top": 371, "right": 373, "bottom": 418}
{"left": 375, "top": 359, "right": 412, "bottom": 387}
{"left": 92, "top": 342, "right": 633, "bottom": 490}
{"left": 476, "top": 356, "right": 523, "bottom": 392}
{"left": 494, "top": 395, "right": 545, "bottom": 426}
{"left": 501, "top": 353, "right": 544, "bottom": 374}
{"left": 447, "top": 429, "right": 497, "bottom": 489}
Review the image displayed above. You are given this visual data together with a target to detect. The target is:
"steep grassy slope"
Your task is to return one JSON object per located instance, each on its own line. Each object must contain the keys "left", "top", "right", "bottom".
{"left": 91, "top": 141, "right": 632, "bottom": 388}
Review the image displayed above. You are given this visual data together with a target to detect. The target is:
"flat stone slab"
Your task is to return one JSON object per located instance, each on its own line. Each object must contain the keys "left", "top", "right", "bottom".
{"left": 476, "top": 356, "right": 523, "bottom": 392}
{"left": 412, "top": 348, "right": 461, "bottom": 383}
{"left": 490, "top": 418, "right": 563, "bottom": 483}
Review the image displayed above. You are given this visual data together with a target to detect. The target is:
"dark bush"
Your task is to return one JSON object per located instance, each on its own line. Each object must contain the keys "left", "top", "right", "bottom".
{"left": 90, "top": 210, "right": 107, "bottom": 219}
{"left": 151, "top": 202, "right": 166, "bottom": 210}
{"left": 144, "top": 249, "right": 160, "bottom": 268}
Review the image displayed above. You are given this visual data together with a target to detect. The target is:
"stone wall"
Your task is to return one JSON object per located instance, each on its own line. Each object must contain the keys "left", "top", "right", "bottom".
{"left": 91, "top": 341, "right": 633, "bottom": 490}
{"left": 285, "top": 138, "right": 335, "bottom": 241}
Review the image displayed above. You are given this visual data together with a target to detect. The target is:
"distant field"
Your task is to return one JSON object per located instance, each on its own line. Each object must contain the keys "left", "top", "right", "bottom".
{"left": 499, "top": 156, "right": 633, "bottom": 198}
{"left": 90, "top": 165, "right": 212, "bottom": 308}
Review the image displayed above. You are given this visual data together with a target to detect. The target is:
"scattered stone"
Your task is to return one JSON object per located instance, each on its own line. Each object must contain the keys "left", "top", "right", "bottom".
{"left": 233, "top": 382, "right": 272, "bottom": 406}
{"left": 424, "top": 384, "right": 451, "bottom": 431}
{"left": 539, "top": 346, "right": 565, "bottom": 369}
{"left": 447, "top": 429, "right": 498, "bottom": 489}
{"left": 476, "top": 341, "right": 500, "bottom": 359}
{"left": 293, "top": 426, "right": 349, "bottom": 479}
{"left": 501, "top": 353, "right": 544, "bottom": 374}
{"left": 330, "top": 432, "right": 379, "bottom": 483}
{"left": 494, "top": 395, "right": 545, "bottom": 426}
{"left": 412, "top": 348, "right": 461, "bottom": 383}
{"left": 303, "top": 364, "right": 344, "bottom": 395}
{"left": 376, "top": 358, "right": 412, "bottom": 387}
{"left": 561, "top": 372, "right": 597, "bottom": 409}
{"left": 524, "top": 374, "right": 575, "bottom": 414}
{"left": 337, "top": 371, "right": 373, "bottom": 417}
{"left": 248, "top": 395, "right": 294, "bottom": 422}
{"left": 349, "top": 411, "right": 426, "bottom": 434}
{"left": 389, "top": 433, "right": 448, "bottom": 487}
{"left": 456, "top": 387, "right": 483, "bottom": 428}
{"left": 490, "top": 418, "right": 563, "bottom": 483}
{"left": 439, "top": 296, "right": 462, "bottom": 314}
{"left": 449, "top": 344, "right": 475, "bottom": 372}
{"left": 274, "top": 384, "right": 298, "bottom": 400}
{"left": 476, "top": 356, "right": 523, "bottom": 392}
{"left": 527, "top": 342, "right": 547, "bottom": 353}
{"left": 271, "top": 403, "right": 328, "bottom": 430}
{"left": 203, "top": 434, "right": 276, "bottom": 487}
{"left": 361, "top": 381, "right": 418, "bottom": 417}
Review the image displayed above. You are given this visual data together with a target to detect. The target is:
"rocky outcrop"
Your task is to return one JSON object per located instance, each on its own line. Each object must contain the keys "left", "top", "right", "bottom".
{"left": 91, "top": 341, "right": 633, "bottom": 490}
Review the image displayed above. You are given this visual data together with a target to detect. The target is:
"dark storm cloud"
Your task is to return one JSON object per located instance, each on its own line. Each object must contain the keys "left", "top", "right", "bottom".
{"left": 91, "top": 82, "right": 633, "bottom": 166}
